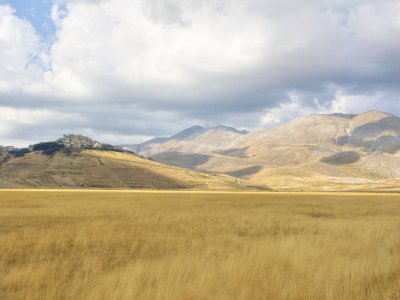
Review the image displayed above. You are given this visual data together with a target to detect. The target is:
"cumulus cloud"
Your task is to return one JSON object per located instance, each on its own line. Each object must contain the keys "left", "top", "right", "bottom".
{"left": 0, "top": 0, "right": 400, "bottom": 146}
{"left": 0, "top": 5, "right": 42, "bottom": 93}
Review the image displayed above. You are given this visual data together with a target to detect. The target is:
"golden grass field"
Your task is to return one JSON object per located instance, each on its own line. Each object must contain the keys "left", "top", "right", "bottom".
{"left": 0, "top": 190, "right": 400, "bottom": 299}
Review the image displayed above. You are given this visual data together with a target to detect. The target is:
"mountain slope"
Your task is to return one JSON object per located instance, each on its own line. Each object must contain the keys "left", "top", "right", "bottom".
{"left": 0, "top": 150, "right": 245, "bottom": 190}
{"left": 133, "top": 111, "right": 400, "bottom": 191}
{"left": 236, "top": 110, "right": 400, "bottom": 151}
{"left": 124, "top": 125, "right": 249, "bottom": 156}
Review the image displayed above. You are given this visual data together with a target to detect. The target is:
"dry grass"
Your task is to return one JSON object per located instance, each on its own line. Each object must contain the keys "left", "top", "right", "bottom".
{"left": 0, "top": 191, "right": 400, "bottom": 299}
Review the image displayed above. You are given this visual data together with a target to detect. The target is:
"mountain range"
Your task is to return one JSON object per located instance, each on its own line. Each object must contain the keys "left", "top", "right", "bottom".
{"left": 124, "top": 110, "right": 400, "bottom": 191}
{"left": 1, "top": 110, "right": 399, "bottom": 191}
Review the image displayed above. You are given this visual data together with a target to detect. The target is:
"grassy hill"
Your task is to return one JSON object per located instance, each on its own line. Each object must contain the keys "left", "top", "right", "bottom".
{"left": 0, "top": 150, "right": 244, "bottom": 190}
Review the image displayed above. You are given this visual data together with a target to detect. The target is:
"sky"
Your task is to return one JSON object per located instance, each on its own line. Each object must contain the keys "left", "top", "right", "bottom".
{"left": 0, "top": 0, "right": 399, "bottom": 147}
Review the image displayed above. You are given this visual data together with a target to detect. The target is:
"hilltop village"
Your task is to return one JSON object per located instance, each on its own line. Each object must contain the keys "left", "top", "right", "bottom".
{"left": 1, "top": 134, "right": 126, "bottom": 159}
{"left": 55, "top": 134, "right": 104, "bottom": 149}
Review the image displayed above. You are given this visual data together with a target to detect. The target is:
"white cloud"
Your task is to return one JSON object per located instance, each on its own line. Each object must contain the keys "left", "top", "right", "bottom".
{"left": 40, "top": 0, "right": 400, "bottom": 103}
{"left": 0, "top": 0, "right": 400, "bottom": 145}
{"left": 51, "top": 4, "right": 68, "bottom": 28}
{"left": 43, "top": 0, "right": 270, "bottom": 101}
{"left": 0, "top": 5, "right": 41, "bottom": 93}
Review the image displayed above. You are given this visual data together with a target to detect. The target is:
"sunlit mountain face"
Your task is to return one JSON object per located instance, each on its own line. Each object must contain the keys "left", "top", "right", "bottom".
{"left": 123, "top": 111, "right": 400, "bottom": 191}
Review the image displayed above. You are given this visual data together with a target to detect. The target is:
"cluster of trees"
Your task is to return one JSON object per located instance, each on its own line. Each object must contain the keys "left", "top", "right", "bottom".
{"left": 32, "top": 142, "right": 64, "bottom": 155}
{"left": 9, "top": 148, "right": 30, "bottom": 157}
{"left": 8, "top": 142, "right": 63, "bottom": 158}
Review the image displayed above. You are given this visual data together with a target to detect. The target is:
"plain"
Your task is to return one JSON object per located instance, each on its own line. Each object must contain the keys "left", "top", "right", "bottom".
{"left": 0, "top": 191, "right": 400, "bottom": 299}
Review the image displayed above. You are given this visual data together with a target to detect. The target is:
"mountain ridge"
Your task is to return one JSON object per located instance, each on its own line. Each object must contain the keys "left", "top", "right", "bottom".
{"left": 130, "top": 110, "right": 400, "bottom": 191}
{"left": 124, "top": 124, "right": 249, "bottom": 155}
{"left": 1, "top": 110, "right": 399, "bottom": 191}
{"left": 130, "top": 110, "right": 400, "bottom": 156}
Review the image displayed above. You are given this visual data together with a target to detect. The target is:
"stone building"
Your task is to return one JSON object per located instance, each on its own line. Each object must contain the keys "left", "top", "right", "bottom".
{"left": 57, "top": 134, "right": 103, "bottom": 149}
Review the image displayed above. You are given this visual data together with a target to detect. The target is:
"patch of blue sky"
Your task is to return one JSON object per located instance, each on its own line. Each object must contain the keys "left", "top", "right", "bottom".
{"left": 1, "top": 0, "right": 56, "bottom": 41}
{"left": 1, "top": 0, "right": 65, "bottom": 71}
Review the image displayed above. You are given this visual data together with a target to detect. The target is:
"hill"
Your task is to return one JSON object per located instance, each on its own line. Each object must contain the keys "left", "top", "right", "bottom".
{"left": 0, "top": 135, "right": 249, "bottom": 190}
{"left": 0, "top": 149, "right": 245, "bottom": 190}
